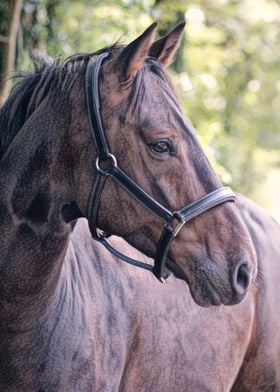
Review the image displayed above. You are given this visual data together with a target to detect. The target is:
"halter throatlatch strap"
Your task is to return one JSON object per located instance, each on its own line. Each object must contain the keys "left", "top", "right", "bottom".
{"left": 85, "top": 54, "right": 236, "bottom": 283}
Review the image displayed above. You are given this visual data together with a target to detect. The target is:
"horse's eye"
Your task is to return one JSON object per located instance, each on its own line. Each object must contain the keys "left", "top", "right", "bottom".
{"left": 151, "top": 140, "right": 171, "bottom": 154}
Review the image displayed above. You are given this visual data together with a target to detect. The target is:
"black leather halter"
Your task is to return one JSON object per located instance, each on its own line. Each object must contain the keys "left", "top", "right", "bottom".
{"left": 85, "top": 53, "right": 236, "bottom": 283}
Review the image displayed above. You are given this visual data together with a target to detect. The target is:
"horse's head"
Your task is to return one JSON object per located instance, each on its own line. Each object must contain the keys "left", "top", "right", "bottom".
{"left": 75, "top": 23, "right": 257, "bottom": 306}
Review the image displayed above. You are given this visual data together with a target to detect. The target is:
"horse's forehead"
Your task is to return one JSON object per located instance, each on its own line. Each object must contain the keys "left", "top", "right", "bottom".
{"left": 101, "top": 65, "right": 188, "bottom": 132}
{"left": 139, "top": 80, "right": 186, "bottom": 129}
{"left": 103, "top": 64, "right": 173, "bottom": 103}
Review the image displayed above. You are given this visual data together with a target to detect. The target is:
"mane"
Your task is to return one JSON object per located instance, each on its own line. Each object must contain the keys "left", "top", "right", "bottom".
{"left": 0, "top": 44, "right": 174, "bottom": 160}
{"left": 0, "top": 45, "right": 121, "bottom": 160}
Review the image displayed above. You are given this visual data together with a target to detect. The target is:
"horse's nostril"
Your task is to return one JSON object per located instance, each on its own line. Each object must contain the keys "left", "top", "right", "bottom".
{"left": 233, "top": 262, "right": 251, "bottom": 295}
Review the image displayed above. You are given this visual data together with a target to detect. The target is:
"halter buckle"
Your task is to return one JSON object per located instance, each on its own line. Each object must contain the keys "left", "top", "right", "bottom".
{"left": 173, "top": 219, "right": 186, "bottom": 237}
{"left": 96, "top": 153, "right": 118, "bottom": 175}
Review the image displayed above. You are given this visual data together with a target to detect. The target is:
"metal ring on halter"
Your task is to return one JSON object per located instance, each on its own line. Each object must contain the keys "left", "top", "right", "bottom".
{"left": 95, "top": 153, "right": 118, "bottom": 176}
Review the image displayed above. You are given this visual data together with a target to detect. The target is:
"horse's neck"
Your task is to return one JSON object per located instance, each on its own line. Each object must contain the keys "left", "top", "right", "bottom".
{"left": 0, "top": 218, "right": 123, "bottom": 390}
{"left": 0, "top": 190, "right": 70, "bottom": 320}
{"left": 0, "top": 119, "right": 76, "bottom": 389}
{"left": 0, "top": 107, "right": 74, "bottom": 324}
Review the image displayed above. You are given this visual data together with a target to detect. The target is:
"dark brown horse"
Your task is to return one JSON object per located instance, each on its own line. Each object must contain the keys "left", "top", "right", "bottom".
{"left": 0, "top": 23, "right": 278, "bottom": 391}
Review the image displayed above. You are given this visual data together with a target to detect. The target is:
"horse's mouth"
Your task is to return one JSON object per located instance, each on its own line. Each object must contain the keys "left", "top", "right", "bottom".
{"left": 196, "top": 277, "right": 223, "bottom": 307}
{"left": 183, "top": 274, "right": 224, "bottom": 307}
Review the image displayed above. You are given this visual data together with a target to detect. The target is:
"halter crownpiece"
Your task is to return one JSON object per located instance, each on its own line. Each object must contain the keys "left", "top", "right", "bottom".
{"left": 85, "top": 53, "right": 236, "bottom": 283}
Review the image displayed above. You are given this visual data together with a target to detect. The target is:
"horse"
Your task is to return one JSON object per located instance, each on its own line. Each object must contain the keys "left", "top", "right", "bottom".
{"left": 0, "top": 22, "right": 277, "bottom": 391}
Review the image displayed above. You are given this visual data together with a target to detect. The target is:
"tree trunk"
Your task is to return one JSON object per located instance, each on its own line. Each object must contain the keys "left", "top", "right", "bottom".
{"left": 0, "top": 0, "right": 23, "bottom": 105}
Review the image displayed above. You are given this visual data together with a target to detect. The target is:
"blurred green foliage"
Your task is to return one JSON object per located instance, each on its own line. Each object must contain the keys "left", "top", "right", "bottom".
{"left": 17, "top": 0, "right": 280, "bottom": 219}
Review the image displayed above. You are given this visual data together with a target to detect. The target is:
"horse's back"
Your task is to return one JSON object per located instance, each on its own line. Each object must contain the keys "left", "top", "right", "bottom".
{"left": 232, "top": 195, "right": 280, "bottom": 391}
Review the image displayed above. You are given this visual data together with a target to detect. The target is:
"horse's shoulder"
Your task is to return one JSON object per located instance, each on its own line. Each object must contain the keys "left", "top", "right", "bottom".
{"left": 235, "top": 196, "right": 280, "bottom": 387}
{"left": 236, "top": 193, "right": 280, "bottom": 240}
{"left": 236, "top": 192, "right": 280, "bottom": 319}
{"left": 236, "top": 194, "right": 280, "bottom": 292}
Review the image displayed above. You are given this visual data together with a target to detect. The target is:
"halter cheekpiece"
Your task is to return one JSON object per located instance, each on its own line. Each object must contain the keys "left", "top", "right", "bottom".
{"left": 85, "top": 53, "right": 236, "bottom": 283}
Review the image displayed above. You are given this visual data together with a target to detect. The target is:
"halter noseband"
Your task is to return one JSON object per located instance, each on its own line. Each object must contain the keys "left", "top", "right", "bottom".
{"left": 85, "top": 53, "right": 236, "bottom": 283}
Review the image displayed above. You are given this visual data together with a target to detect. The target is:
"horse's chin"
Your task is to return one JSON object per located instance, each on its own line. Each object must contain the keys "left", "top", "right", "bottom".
{"left": 189, "top": 286, "right": 223, "bottom": 307}
{"left": 188, "top": 287, "right": 247, "bottom": 308}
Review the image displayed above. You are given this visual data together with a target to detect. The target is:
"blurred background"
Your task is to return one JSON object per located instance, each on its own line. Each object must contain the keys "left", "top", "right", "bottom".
{"left": 1, "top": 0, "right": 279, "bottom": 221}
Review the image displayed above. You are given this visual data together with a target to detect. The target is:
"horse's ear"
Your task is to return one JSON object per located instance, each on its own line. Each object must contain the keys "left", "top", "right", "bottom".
{"left": 149, "top": 22, "right": 186, "bottom": 66}
{"left": 115, "top": 23, "right": 157, "bottom": 81}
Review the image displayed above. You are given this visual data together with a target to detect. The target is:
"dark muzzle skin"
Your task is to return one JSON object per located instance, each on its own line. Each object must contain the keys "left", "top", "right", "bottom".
{"left": 166, "top": 225, "right": 256, "bottom": 307}
{"left": 199, "top": 263, "right": 253, "bottom": 307}
{"left": 195, "top": 259, "right": 254, "bottom": 307}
